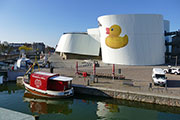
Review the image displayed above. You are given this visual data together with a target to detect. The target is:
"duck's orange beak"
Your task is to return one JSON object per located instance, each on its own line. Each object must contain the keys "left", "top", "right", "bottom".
{"left": 106, "top": 28, "right": 110, "bottom": 34}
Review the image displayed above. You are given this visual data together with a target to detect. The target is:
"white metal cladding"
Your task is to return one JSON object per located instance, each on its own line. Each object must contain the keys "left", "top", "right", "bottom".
{"left": 55, "top": 33, "right": 100, "bottom": 56}
{"left": 87, "top": 28, "right": 100, "bottom": 43}
{"left": 98, "top": 14, "right": 165, "bottom": 65}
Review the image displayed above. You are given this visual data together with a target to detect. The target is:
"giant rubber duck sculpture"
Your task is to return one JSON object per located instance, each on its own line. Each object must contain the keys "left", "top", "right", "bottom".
{"left": 105, "top": 24, "right": 128, "bottom": 49}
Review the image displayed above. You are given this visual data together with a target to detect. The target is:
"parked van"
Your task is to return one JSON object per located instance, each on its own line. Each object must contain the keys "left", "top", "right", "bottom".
{"left": 152, "top": 68, "right": 167, "bottom": 86}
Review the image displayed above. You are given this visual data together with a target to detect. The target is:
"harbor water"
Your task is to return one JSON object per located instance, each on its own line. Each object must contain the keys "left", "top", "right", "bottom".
{"left": 0, "top": 82, "right": 180, "bottom": 120}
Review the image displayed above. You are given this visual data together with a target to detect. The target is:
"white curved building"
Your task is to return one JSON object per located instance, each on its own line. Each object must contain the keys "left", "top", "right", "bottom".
{"left": 98, "top": 14, "right": 165, "bottom": 65}
{"left": 56, "top": 14, "right": 168, "bottom": 65}
{"left": 56, "top": 28, "right": 100, "bottom": 57}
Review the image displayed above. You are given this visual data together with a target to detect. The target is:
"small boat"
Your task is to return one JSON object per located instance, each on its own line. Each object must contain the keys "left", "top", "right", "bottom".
{"left": 16, "top": 54, "right": 32, "bottom": 70}
{"left": 23, "top": 71, "right": 74, "bottom": 98}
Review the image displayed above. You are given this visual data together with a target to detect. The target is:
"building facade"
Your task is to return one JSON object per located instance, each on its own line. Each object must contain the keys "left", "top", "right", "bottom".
{"left": 56, "top": 14, "right": 169, "bottom": 65}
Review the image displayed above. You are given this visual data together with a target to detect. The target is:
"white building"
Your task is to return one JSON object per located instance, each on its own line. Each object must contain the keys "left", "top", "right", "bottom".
{"left": 56, "top": 14, "right": 168, "bottom": 65}
{"left": 56, "top": 29, "right": 100, "bottom": 59}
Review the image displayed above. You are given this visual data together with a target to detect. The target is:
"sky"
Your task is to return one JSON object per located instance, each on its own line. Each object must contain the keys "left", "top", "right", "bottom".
{"left": 0, "top": 0, "right": 179, "bottom": 47}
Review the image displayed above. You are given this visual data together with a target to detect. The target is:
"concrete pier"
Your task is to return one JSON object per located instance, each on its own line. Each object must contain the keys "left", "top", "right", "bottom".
{"left": 0, "top": 107, "right": 35, "bottom": 120}
{"left": 73, "top": 84, "right": 180, "bottom": 107}
{"left": 40, "top": 53, "right": 180, "bottom": 107}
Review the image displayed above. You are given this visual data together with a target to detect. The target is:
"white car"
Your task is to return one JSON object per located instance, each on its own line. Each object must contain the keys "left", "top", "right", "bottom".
{"left": 163, "top": 69, "right": 168, "bottom": 73}
{"left": 171, "top": 67, "right": 180, "bottom": 75}
{"left": 164, "top": 67, "right": 180, "bottom": 75}
{"left": 152, "top": 68, "right": 167, "bottom": 86}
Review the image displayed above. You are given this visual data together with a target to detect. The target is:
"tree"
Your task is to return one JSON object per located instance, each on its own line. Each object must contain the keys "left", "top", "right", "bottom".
{"left": 18, "top": 45, "right": 32, "bottom": 54}
{"left": 18, "top": 45, "right": 32, "bottom": 51}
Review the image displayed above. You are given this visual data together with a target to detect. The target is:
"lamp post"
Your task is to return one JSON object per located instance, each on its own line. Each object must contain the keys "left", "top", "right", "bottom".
{"left": 175, "top": 56, "right": 178, "bottom": 66}
{"left": 75, "top": 61, "right": 78, "bottom": 75}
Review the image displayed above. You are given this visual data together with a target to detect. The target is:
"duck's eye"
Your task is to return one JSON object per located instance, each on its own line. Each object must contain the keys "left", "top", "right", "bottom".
{"left": 111, "top": 28, "right": 113, "bottom": 31}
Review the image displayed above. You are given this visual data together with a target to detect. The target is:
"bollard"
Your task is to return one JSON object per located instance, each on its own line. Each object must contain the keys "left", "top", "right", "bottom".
{"left": 50, "top": 66, "right": 54, "bottom": 73}
{"left": 112, "top": 64, "right": 115, "bottom": 80}
{"left": 149, "top": 83, "right": 152, "bottom": 90}
{"left": 75, "top": 61, "right": 78, "bottom": 75}
{"left": 87, "top": 79, "right": 90, "bottom": 86}
{"left": 93, "top": 63, "right": 96, "bottom": 82}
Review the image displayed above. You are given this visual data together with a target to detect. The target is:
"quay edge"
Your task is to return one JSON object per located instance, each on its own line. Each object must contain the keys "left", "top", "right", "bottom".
{"left": 16, "top": 77, "right": 180, "bottom": 107}
{"left": 72, "top": 84, "right": 180, "bottom": 107}
{"left": 0, "top": 107, "right": 35, "bottom": 120}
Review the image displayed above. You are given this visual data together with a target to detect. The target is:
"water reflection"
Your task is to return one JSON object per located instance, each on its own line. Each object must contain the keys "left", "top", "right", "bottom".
{"left": 0, "top": 82, "right": 22, "bottom": 94}
{"left": 23, "top": 92, "right": 180, "bottom": 120}
{"left": 23, "top": 91, "right": 73, "bottom": 115}
{"left": 104, "top": 103, "right": 120, "bottom": 113}
{"left": 1, "top": 83, "right": 180, "bottom": 120}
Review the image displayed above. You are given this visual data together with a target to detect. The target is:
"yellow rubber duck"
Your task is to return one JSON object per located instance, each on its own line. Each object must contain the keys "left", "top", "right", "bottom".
{"left": 105, "top": 24, "right": 128, "bottom": 49}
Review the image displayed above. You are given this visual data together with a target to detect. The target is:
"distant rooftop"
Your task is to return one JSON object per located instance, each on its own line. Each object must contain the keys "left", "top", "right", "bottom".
{"left": 63, "top": 32, "right": 87, "bottom": 35}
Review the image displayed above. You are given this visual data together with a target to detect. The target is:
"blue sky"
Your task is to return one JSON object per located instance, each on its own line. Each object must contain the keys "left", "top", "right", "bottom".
{"left": 0, "top": 0, "right": 179, "bottom": 47}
